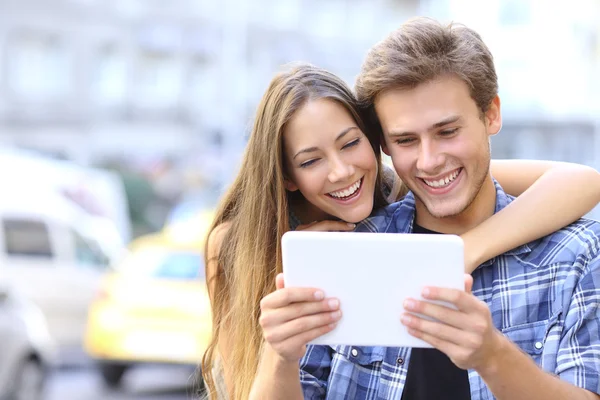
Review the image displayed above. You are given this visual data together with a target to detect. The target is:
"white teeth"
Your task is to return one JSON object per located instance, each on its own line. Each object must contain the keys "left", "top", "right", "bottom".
{"left": 329, "top": 180, "right": 361, "bottom": 198}
{"left": 423, "top": 170, "right": 460, "bottom": 188}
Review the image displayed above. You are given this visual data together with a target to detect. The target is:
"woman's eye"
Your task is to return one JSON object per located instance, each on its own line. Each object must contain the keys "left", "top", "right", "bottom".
{"left": 300, "top": 159, "right": 318, "bottom": 168}
{"left": 342, "top": 139, "right": 360, "bottom": 149}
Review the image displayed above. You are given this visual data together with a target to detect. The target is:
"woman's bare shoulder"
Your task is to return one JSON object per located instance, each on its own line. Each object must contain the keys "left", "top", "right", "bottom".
{"left": 207, "top": 221, "right": 232, "bottom": 259}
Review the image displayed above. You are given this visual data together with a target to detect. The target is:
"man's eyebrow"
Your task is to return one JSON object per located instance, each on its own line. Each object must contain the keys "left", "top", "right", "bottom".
{"left": 293, "top": 127, "right": 359, "bottom": 160}
{"left": 430, "top": 115, "right": 460, "bottom": 130}
{"left": 387, "top": 116, "right": 461, "bottom": 137}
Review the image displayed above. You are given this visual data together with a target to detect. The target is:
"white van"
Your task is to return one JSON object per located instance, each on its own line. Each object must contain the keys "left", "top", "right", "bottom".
{"left": 0, "top": 188, "right": 123, "bottom": 362}
{"left": 0, "top": 148, "right": 132, "bottom": 244}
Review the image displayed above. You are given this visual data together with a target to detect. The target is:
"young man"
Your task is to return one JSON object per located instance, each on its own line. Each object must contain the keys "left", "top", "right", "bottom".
{"left": 298, "top": 17, "right": 600, "bottom": 399}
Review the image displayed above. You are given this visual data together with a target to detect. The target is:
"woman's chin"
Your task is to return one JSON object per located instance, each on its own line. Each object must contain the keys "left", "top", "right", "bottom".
{"left": 335, "top": 208, "right": 372, "bottom": 225}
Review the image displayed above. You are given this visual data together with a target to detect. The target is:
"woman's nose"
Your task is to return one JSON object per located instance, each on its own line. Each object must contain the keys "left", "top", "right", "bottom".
{"left": 328, "top": 157, "right": 354, "bottom": 183}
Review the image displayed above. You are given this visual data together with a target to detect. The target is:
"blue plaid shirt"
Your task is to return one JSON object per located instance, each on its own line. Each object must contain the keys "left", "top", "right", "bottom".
{"left": 299, "top": 181, "right": 600, "bottom": 399}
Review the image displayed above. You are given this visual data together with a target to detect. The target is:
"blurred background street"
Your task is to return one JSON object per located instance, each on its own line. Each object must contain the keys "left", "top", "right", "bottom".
{"left": 45, "top": 365, "right": 196, "bottom": 400}
{"left": 0, "top": 0, "right": 599, "bottom": 399}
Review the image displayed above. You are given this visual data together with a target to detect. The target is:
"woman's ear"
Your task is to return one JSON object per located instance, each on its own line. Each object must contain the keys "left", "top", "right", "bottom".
{"left": 284, "top": 178, "right": 299, "bottom": 192}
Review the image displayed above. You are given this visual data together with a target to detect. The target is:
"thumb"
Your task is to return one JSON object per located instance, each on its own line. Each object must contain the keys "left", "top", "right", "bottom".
{"left": 276, "top": 273, "right": 285, "bottom": 290}
{"left": 464, "top": 273, "right": 473, "bottom": 294}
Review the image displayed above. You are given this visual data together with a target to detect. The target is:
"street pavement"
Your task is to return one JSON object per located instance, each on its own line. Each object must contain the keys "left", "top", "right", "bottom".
{"left": 44, "top": 364, "right": 202, "bottom": 400}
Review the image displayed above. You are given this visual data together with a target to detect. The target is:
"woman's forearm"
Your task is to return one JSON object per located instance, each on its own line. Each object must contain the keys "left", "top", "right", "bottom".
{"left": 250, "top": 345, "right": 304, "bottom": 400}
{"left": 463, "top": 163, "right": 600, "bottom": 271}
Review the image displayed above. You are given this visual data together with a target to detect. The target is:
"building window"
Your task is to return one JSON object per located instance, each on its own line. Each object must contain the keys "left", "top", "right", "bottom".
{"left": 188, "top": 57, "right": 219, "bottom": 113}
{"left": 6, "top": 32, "right": 72, "bottom": 100}
{"left": 92, "top": 44, "right": 128, "bottom": 106}
{"left": 134, "top": 51, "right": 184, "bottom": 109}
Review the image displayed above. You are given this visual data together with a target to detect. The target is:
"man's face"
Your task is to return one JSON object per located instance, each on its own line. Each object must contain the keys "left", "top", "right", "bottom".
{"left": 375, "top": 76, "right": 501, "bottom": 220}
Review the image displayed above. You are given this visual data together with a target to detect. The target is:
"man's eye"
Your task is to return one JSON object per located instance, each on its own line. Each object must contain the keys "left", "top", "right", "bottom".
{"left": 300, "top": 159, "right": 318, "bottom": 168}
{"left": 395, "top": 138, "right": 415, "bottom": 145}
{"left": 440, "top": 128, "right": 458, "bottom": 136}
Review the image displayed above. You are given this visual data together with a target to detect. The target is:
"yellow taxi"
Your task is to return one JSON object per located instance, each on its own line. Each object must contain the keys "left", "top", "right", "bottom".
{"left": 84, "top": 211, "right": 214, "bottom": 388}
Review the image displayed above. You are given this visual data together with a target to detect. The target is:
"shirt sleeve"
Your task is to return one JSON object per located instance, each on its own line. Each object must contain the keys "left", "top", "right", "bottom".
{"left": 299, "top": 345, "right": 333, "bottom": 399}
{"left": 556, "top": 251, "right": 600, "bottom": 395}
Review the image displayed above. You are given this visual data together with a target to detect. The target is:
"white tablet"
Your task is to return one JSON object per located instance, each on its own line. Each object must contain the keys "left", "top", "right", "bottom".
{"left": 282, "top": 231, "right": 464, "bottom": 348}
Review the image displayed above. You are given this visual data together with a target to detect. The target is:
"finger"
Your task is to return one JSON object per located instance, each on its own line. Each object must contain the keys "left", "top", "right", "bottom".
{"left": 260, "top": 298, "right": 340, "bottom": 327}
{"left": 260, "top": 287, "right": 325, "bottom": 310}
{"left": 401, "top": 313, "right": 467, "bottom": 346}
{"left": 295, "top": 221, "right": 317, "bottom": 230}
{"left": 403, "top": 299, "right": 465, "bottom": 328}
{"left": 265, "top": 310, "right": 342, "bottom": 343}
{"left": 276, "top": 273, "right": 285, "bottom": 290}
{"left": 297, "top": 220, "right": 356, "bottom": 232}
{"left": 421, "top": 287, "right": 479, "bottom": 312}
{"left": 279, "top": 323, "right": 338, "bottom": 351}
{"left": 464, "top": 274, "right": 473, "bottom": 294}
{"left": 406, "top": 327, "right": 465, "bottom": 362}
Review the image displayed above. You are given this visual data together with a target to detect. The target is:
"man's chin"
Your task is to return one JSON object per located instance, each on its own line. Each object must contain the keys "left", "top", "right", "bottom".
{"left": 427, "top": 208, "right": 465, "bottom": 219}
{"left": 418, "top": 198, "right": 469, "bottom": 219}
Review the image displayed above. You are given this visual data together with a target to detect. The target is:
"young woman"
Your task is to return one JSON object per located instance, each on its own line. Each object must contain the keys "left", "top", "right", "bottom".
{"left": 201, "top": 63, "right": 600, "bottom": 400}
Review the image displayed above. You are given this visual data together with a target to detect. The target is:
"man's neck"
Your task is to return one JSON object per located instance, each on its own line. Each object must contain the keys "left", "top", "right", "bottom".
{"left": 414, "top": 175, "right": 497, "bottom": 235}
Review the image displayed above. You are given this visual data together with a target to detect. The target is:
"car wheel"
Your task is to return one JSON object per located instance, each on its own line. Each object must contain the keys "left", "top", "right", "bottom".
{"left": 9, "top": 358, "right": 46, "bottom": 400}
{"left": 100, "top": 363, "right": 129, "bottom": 388}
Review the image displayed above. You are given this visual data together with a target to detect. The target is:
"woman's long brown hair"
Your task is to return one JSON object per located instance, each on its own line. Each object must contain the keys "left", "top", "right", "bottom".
{"left": 201, "top": 63, "right": 397, "bottom": 399}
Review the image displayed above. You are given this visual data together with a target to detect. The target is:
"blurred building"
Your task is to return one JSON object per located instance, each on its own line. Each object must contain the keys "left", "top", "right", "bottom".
{"left": 0, "top": 0, "right": 224, "bottom": 166}
{"left": 0, "top": 0, "right": 599, "bottom": 217}
{"left": 0, "top": 0, "right": 420, "bottom": 180}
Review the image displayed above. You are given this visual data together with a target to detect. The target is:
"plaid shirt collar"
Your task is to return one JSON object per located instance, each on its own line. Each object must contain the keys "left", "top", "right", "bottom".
{"left": 360, "top": 178, "right": 532, "bottom": 264}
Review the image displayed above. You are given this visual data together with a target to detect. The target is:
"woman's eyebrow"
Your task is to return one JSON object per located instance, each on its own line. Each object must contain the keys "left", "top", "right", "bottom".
{"left": 293, "top": 146, "right": 319, "bottom": 160}
{"left": 334, "top": 126, "right": 359, "bottom": 142}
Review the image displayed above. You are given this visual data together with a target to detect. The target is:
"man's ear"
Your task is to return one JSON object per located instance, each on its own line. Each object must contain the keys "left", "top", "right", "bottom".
{"left": 284, "top": 178, "right": 299, "bottom": 192}
{"left": 485, "top": 95, "right": 502, "bottom": 136}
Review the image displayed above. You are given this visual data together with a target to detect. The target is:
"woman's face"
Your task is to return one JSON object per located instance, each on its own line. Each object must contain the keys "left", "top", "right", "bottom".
{"left": 283, "top": 98, "right": 378, "bottom": 223}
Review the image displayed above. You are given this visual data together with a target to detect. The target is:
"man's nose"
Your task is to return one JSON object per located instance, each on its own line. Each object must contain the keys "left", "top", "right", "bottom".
{"left": 328, "top": 156, "right": 355, "bottom": 183}
{"left": 416, "top": 140, "right": 444, "bottom": 173}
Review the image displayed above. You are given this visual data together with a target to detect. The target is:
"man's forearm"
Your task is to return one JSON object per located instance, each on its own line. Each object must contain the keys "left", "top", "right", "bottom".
{"left": 250, "top": 346, "right": 304, "bottom": 400}
{"left": 479, "top": 335, "right": 599, "bottom": 400}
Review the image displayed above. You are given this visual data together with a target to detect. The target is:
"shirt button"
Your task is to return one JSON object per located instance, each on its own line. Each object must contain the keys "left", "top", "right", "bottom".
{"left": 351, "top": 348, "right": 358, "bottom": 357}
{"left": 534, "top": 342, "right": 543, "bottom": 350}
{"left": 396, "top": 357, "right": 404, "bottom": 365}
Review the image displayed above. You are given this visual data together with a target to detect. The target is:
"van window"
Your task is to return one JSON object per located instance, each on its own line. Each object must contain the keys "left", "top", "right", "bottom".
{"left": 73, "top": 231, "right": 110, "bottom": 268}
{"left": 3, "top": 218, "right": 54, "bottom": 258}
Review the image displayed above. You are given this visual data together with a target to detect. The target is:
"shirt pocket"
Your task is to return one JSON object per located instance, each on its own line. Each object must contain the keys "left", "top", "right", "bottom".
{"left": 327, "top": 345, "right": 385, "bottom": 394}
{"left": 501, "top": 320, "right": 549, "bottom": 364}
{"left": 330, "top": 345, "right": 385, "bottom": 365}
